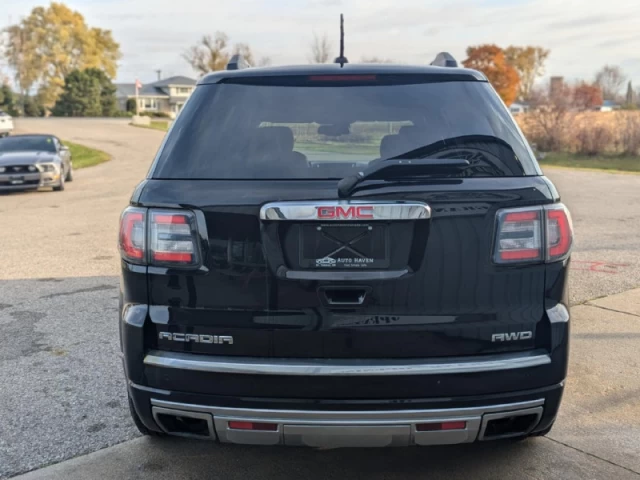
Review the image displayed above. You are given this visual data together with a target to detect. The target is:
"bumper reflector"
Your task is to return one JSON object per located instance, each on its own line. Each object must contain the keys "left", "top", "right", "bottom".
{"left": 228, "top": 421, "right": 278, "bottom": 431}
{"left": 416, "top": 421, "right": 467, "bottom": 431}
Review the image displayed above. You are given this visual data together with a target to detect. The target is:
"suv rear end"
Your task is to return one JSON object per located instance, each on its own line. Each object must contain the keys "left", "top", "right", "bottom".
{"left": 119, "top": 61, "right": 572, "bottom": 447}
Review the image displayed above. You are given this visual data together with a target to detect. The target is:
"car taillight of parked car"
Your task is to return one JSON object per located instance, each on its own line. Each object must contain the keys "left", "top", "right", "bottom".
{"left": 493, "top": 204, "right": 572, "bottom": 264}
{"left": 119, "top": 207, "right": 200, "bottom": 267}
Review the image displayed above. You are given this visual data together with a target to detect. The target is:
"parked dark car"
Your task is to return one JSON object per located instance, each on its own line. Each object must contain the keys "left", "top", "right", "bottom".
{"left": 0, "top": 134, "right": 73, "bottom": 192}
{"left": 119, "top": 55, "right": 572, "bottom": 448}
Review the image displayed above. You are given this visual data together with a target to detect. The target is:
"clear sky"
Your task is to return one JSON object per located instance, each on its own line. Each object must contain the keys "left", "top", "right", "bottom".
{"left": 2, "top": 0, "right": 639, "bottom": 89}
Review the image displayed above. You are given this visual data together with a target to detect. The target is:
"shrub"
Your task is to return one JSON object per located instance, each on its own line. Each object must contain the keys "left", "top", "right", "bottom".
{"left": 519, "top": 86, "right": 576, "bottom": 152}
{"left": 616, "top": 114, "right": 640, "bottom": 155}
{"left": 138, "top": 111, "right": 171, "bottom": 118}
{"left": 126, "top": 98, "right": 137, "bottom": 113}
{"left": 23, "top": 96, "right": 46, "bottom": 117}
{"left": 575, "top": 124, "right": 614, "bottom": 156}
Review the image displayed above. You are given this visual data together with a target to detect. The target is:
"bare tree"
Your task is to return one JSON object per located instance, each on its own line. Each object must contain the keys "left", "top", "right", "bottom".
{"left": 233, "top": 43, "right": 255, "bottom": 66}
{"left": 256, "top": 56, "right": 272, "bottom": 67}
{"left": 182, "top": 32, "right": 230, "bottom": 76}
{"left": 308, "top": 32, "right": 332, "bottom": 64}
{"left": 183, "top": 33, "right": 270, "bottom": 74}
{"left": 524, "top": 84, "right": 576, "bottom": 152}
{"left": 360, "top": 56, "right": 393, "bottom": 63}
{"left": 594, "top": 65, "right": 626, "bottom": 101}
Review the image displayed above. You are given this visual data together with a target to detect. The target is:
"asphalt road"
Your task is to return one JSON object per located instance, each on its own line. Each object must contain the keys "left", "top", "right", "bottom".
{"left": 1, "top": 118, "right": 639, "bottom": 479}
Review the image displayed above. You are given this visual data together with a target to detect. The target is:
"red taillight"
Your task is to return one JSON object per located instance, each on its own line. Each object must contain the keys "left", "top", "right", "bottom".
{"left": 494, "top": 204, "right": 572, "bottom": 265}
{"left": 149, "top": 210, "right": 199, "bottom": 266}
{"left": 228, "top": 421, "right": 278, "bottom": 431}
{"left": 546, "top": 205, "right": 573, "bottom": 261}
{"left": 119, "top": 207, "right": 200, "bottom": 267}
{"left": 119, "top": 208, "right": 146, "bottom": 263}
{"left": 494, "top": 208, "right": 543, "bottom": 263}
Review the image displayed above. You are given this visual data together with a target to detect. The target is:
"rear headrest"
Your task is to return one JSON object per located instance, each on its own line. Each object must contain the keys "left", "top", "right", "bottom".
{"left": 399, "top": 125, "right": 418, "bottom": 136}
{"left": 259, "top": 126, "right": 294, "bottom": 153}
{"left": 379, "top": 134, "right": 403, "bottom": 159}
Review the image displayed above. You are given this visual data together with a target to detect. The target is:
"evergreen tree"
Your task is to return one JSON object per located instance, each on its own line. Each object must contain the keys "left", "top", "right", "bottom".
{"left": 52, "top": 68, "right": 117, "bottom": 116}
{"left": 626, "top": 81, "right": 634, "bottom": 106}
{"left": 0, "top": 85, "right": 18, "bottom": 116}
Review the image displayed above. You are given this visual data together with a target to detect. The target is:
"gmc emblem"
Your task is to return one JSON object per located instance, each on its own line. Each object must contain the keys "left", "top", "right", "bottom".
{"left": 317, "top": 206, "right": 374, "bottom": 220}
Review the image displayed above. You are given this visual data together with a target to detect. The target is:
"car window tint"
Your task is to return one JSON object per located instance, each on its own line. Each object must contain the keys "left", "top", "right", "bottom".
{"left": 152, "top": 81, "right": 539, "bottom": 180}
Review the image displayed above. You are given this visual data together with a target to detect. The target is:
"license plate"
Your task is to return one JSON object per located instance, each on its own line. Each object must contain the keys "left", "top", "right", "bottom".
{"left": 299, "top": 223, "right": 390, "bottom": 269}
{"left": 9, "top": 176, "right": 24, "bottom": 185}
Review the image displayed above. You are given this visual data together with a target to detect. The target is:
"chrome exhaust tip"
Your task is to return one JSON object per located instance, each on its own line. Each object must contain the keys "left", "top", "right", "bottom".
{"left": 152, "top": 406, "right": 216, "bottom": 440}
{"left": 478, "top": 406, "right": 543, "bottom": 441}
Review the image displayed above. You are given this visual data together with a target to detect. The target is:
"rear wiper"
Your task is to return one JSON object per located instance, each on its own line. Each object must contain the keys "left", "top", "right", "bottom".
{"left": 337, "top": 158, "right": 470, "bottom": 198}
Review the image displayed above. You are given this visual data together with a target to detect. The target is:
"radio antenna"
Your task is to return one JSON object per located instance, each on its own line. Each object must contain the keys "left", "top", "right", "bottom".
{"left": 334, "top": 14, "right": 348, "bottom": 66}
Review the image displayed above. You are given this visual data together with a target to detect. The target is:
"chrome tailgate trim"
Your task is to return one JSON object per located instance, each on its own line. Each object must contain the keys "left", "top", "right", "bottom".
{"left": 144, "top": 350, "right": 550, "bottom": 376}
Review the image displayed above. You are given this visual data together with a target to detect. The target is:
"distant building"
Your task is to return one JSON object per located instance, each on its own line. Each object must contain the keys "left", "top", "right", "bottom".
{"left": 550, "top": 76, "right": 564, "bottom": 99}
{"left": 593, "top": 100, "right": 620, "bottom": 112}
{"left": 509, "top": 102, "right": 530, "bottom": 115}
{"left": 115, "top": 76, "right": 197, "bottom": 118}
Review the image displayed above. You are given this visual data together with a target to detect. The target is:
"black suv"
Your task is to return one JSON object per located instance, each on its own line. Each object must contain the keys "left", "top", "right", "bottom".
{"left": 119, "top": 54, "right": 572, "bottom": 447}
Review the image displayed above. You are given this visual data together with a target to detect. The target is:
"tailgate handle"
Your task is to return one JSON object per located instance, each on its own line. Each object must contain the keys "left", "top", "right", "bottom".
{"left": 322, "top": 287, "right": 370, "bottom": 306}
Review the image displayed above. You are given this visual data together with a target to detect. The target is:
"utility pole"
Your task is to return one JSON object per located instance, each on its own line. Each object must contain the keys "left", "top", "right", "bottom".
{"left": 135, "top": 79, "right": 141, "bottom": 115}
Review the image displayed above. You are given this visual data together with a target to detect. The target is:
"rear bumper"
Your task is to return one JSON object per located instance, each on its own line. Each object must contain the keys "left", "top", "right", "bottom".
{"left": 128, "top": 381, "right": 563, "bottom": 446}
{"left": 121, "top": 300, "right": 569, "bottom": 446}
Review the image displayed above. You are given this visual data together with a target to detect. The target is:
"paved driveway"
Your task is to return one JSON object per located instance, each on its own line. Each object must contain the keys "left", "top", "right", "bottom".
{"left": 1, "top": 118, "right": 639, "bottom": 479}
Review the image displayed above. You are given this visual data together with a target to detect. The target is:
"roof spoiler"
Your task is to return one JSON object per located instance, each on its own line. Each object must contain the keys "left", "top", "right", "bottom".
{"left": 226, "top": 54, "right": 251, "bottom": 71}
{"left": 430, "top": 52, "right": 458, "bottom": 68}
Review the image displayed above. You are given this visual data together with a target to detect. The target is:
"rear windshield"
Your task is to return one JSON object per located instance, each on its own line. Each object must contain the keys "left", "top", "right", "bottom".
{"left": 0, "top": 136, "right": 56, "bottom": 153}
{"left": 152, "top": 79, "right": 540, "bottom": 179}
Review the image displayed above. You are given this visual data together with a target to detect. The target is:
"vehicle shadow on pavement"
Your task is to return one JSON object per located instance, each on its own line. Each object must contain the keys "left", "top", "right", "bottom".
{"left": 41, "top": 435, "right": 629, "bottom": 480}
{"left": 140, "top": 439, "right": 525, "bottom": 478}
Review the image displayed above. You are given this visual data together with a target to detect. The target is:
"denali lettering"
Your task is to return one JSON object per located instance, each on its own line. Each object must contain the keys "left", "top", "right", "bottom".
{"left": 491, "top": 331, "right": 533, "bottom": 342}
{"left": 317, "top": 206, "right": 374, "bottom": 220}
{"left": 158, "top": 332, "right": 234, "bottom": 344}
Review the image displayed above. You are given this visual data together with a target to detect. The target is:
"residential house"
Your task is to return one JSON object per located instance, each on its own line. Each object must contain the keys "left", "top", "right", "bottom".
{"left": 593, "top": 100, "right": 620, "bottom": 112}
{"left": 115, "top": 76, "right": 197, "bottom": 118}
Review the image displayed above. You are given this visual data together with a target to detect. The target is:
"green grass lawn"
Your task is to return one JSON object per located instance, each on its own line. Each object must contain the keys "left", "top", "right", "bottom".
{"left": 295, "top": 141, "right": 379, "bottom": 155}
{"left": 539, "top": 152, "right": 640, "bottom": 173}
{"left": 131, "top": 121, "right": 170, "bottom": 132}
{"left": 62, "top": 140, "right": 110, "bottom": 169}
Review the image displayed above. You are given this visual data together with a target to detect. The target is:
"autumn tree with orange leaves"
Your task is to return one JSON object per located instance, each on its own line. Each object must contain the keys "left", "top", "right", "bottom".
{"left": 572, "top": 82, "right": 603, "bottom": 110}
{"left": 462, "top": 45, "right": 520, "bottom": 105}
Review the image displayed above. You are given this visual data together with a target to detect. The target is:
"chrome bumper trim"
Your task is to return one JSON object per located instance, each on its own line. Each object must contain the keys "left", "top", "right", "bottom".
{"left": 150, "top": 398, "right": 545, "bottom": 447}
{"left": 144, "top": 350, "right": 551, "bottom": 376}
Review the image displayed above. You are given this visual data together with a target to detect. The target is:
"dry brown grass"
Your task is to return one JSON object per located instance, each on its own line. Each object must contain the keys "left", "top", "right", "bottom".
{"left": 517, "top": 110, "right": 640, "bottom": 155}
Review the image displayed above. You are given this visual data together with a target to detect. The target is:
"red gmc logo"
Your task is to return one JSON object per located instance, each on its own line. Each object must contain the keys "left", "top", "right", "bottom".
{"left": 317, "top": 206, "right": 374, "bottom": 220}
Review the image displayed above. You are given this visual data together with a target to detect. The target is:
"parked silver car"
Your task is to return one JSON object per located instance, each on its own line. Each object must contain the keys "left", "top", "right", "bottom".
{"left": 0, "top": 134, "right": 73, "bottom": 192}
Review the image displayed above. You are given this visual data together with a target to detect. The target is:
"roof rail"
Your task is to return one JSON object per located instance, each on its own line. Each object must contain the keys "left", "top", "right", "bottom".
{"left": 226, "top": 54, "right": 251, "bottom": 71}
{"left": 430, "top": 52, "right": 458, "bottom": 68}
